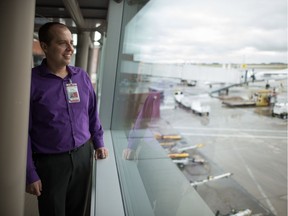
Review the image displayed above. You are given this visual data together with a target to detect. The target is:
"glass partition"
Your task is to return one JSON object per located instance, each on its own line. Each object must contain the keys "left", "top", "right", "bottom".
{"left": 110, "top": 0, "right": 287, "bottom": 215}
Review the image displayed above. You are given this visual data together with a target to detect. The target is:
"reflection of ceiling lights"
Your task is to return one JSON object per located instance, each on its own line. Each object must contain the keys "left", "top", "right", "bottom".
{"left": 94, "top": 41, "right": 101, "bottom": 47}
{"left": 93, "top": 31, "right": 102, "bottom": 47}
{"left": 73, "top": 34, "right": 78, "bottom": 46}
{"left": 94, "top": 31, "right": 101, "bottom": 41}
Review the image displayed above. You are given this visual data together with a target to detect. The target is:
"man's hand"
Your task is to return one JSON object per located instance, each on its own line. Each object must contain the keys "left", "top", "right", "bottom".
{"left": 26, "top": 180, "right": 42, "bottom": 196}
{"left": 122, "top": 148, "right": 135, "bottom": 160}
{"left": 94, "top": 147, "right": 109, "bottom": 160}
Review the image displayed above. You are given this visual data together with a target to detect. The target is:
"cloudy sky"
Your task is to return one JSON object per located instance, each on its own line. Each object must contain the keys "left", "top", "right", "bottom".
{"left": 124, "top": 0, "right": 287, "bottom": 64}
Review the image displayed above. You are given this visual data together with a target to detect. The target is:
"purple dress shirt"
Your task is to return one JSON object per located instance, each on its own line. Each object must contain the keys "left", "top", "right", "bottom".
{"left": 26, "top": 59, "right": 104, "bottom": 184}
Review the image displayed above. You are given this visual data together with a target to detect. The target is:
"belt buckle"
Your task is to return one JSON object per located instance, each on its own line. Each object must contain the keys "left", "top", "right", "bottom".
{"left": 68, "top": 143, "right": 85, "bottom": 154}
{"left": 68, "top": 146, "right": 79, "bottom": 154}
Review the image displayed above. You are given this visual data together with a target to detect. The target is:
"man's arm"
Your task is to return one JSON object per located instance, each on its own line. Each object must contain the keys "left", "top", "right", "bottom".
{"left": 26, "top": 100, "right": 41, "bottom": 195}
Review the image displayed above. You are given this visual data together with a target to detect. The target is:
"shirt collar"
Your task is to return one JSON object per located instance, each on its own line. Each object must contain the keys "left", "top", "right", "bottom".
{"left": 39, "top": 58, "right": 77, "bottom": 77}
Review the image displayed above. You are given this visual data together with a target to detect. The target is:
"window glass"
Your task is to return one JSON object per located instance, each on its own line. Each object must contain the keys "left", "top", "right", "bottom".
{"left": 111, "top": 0, "right": 287, "bottom": 215}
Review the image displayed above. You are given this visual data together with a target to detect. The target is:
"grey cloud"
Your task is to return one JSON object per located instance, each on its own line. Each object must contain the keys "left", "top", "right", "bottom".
{"left": 125, "top": 0, "right": 287, "bottom": 63}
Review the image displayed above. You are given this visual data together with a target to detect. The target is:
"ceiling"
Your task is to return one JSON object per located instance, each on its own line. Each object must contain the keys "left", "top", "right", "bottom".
{"left": 33, "top": 0, "right": 148, "bottom": 43}
{"left": 34, "top": 0, "right": 112, "bottom": 34}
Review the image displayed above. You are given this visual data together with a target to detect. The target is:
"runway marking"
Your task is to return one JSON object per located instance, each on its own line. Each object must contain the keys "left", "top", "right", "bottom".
{"left": 173, "top": 126, "right": 287, "bottom": 134}
{"left": 180, "top": 132, "right": 287, "bottom": 140}
{"left": 237, "top": 154, "right": 278, "bottom": 215}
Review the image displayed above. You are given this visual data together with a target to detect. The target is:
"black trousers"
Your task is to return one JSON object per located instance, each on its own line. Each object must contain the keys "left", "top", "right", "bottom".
{"left": 34, "top": 141, "right": 93, "bottom": 216}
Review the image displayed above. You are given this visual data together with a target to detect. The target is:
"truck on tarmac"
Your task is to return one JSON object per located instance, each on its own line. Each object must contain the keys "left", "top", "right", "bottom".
{"left": 272, "top": 100, "right": 288, "bottom": 119}
{"left": 191, "top": 101, "right": 210, "bottom": 116}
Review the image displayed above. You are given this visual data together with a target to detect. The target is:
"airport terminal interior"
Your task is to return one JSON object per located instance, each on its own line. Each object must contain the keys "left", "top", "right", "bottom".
{"left": 0, "top": 0, "right": 287, "bottom": 216}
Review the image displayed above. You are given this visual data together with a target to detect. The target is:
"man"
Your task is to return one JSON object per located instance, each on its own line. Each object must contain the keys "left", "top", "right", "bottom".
{"left": 26, "top": 22, "right": 108, "bottom": 216}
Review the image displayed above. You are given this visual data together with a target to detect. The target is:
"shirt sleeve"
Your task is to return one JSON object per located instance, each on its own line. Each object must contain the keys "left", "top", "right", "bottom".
{"left": 26, "top": 106, "right": 40, "bottom": 185}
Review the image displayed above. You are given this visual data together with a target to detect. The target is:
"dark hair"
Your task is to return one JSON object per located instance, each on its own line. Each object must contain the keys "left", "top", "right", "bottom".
{"left": 38, "top": 22, "right": 68, "bottom": 44}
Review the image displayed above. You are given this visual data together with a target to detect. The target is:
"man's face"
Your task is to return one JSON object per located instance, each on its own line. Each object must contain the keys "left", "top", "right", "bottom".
{"left": 42, "top": 25, "right": 74, "bottom": 67}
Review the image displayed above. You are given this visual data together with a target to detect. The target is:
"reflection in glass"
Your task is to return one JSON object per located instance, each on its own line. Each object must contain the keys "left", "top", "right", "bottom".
{"left": 123, "top": 92, "right": 160, "bottom": 160}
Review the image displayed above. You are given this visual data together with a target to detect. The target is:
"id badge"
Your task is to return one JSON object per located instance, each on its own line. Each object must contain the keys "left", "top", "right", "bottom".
{"left": 66, "top": 83, "right": 80, "bottom": 103}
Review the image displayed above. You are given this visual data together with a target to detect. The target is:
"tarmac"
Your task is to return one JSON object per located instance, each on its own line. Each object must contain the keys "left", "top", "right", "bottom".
{"left": 157, "top": 79, "right": 287, "bottom": 216}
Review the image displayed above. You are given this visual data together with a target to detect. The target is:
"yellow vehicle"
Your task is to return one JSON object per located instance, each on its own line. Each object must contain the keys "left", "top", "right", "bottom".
{"left": 168, "top": 152, "right": 190, "bottom": 159}
{"left": 154, "top": 132, "right": 182, "bottom": 140}
{"left": 252, "top": 89, "right": 273, "bottom": 106}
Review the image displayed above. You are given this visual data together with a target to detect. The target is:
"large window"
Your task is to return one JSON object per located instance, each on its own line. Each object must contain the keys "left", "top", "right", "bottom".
{"left": 111, "top": 0, "right": 287, "bottom": 215}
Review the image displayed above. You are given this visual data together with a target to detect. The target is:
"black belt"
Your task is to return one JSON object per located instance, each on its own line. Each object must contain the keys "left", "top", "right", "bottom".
{"left": 34, "top": 142, "right": 87, "bottom": 157}
{"left": 67, "top": 143, "right": 85, "bottom": 154}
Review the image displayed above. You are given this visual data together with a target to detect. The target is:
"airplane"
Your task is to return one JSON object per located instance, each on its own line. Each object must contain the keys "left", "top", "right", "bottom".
{"left": 251, "top": 68, "right": 288, "bottom": 82}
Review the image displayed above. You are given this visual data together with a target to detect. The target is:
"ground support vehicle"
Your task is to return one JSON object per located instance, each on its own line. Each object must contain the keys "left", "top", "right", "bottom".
{"left": 272, "top": 101, "right": 288, "bottom": 119}
{"left": 191, "top": 101, "right": 210, "bottom": 116}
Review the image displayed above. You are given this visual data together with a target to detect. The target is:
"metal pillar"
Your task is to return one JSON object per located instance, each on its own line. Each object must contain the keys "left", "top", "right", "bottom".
{"left": 75, "top": 31, "right": 90, "bottom": 71}
{"left": 0, "top": 0, "right": 35, "bottom": 215}
{"left": 99, "top": 0, "right": 124, "bottom": 129}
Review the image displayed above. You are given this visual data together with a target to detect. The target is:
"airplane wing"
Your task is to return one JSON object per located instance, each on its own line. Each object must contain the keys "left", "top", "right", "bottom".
{"left": 253, "top": 68, "right": 288, "bottom": 81}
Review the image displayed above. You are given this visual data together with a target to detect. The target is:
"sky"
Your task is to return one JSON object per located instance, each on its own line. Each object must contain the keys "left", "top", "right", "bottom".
{"left": 124, "top": 0, "right": 287, "bottom": 64}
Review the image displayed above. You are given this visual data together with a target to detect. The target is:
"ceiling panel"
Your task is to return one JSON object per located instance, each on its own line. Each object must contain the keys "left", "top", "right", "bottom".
{"left": 35, "top": 0, "right": 110, "bottom": 32}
